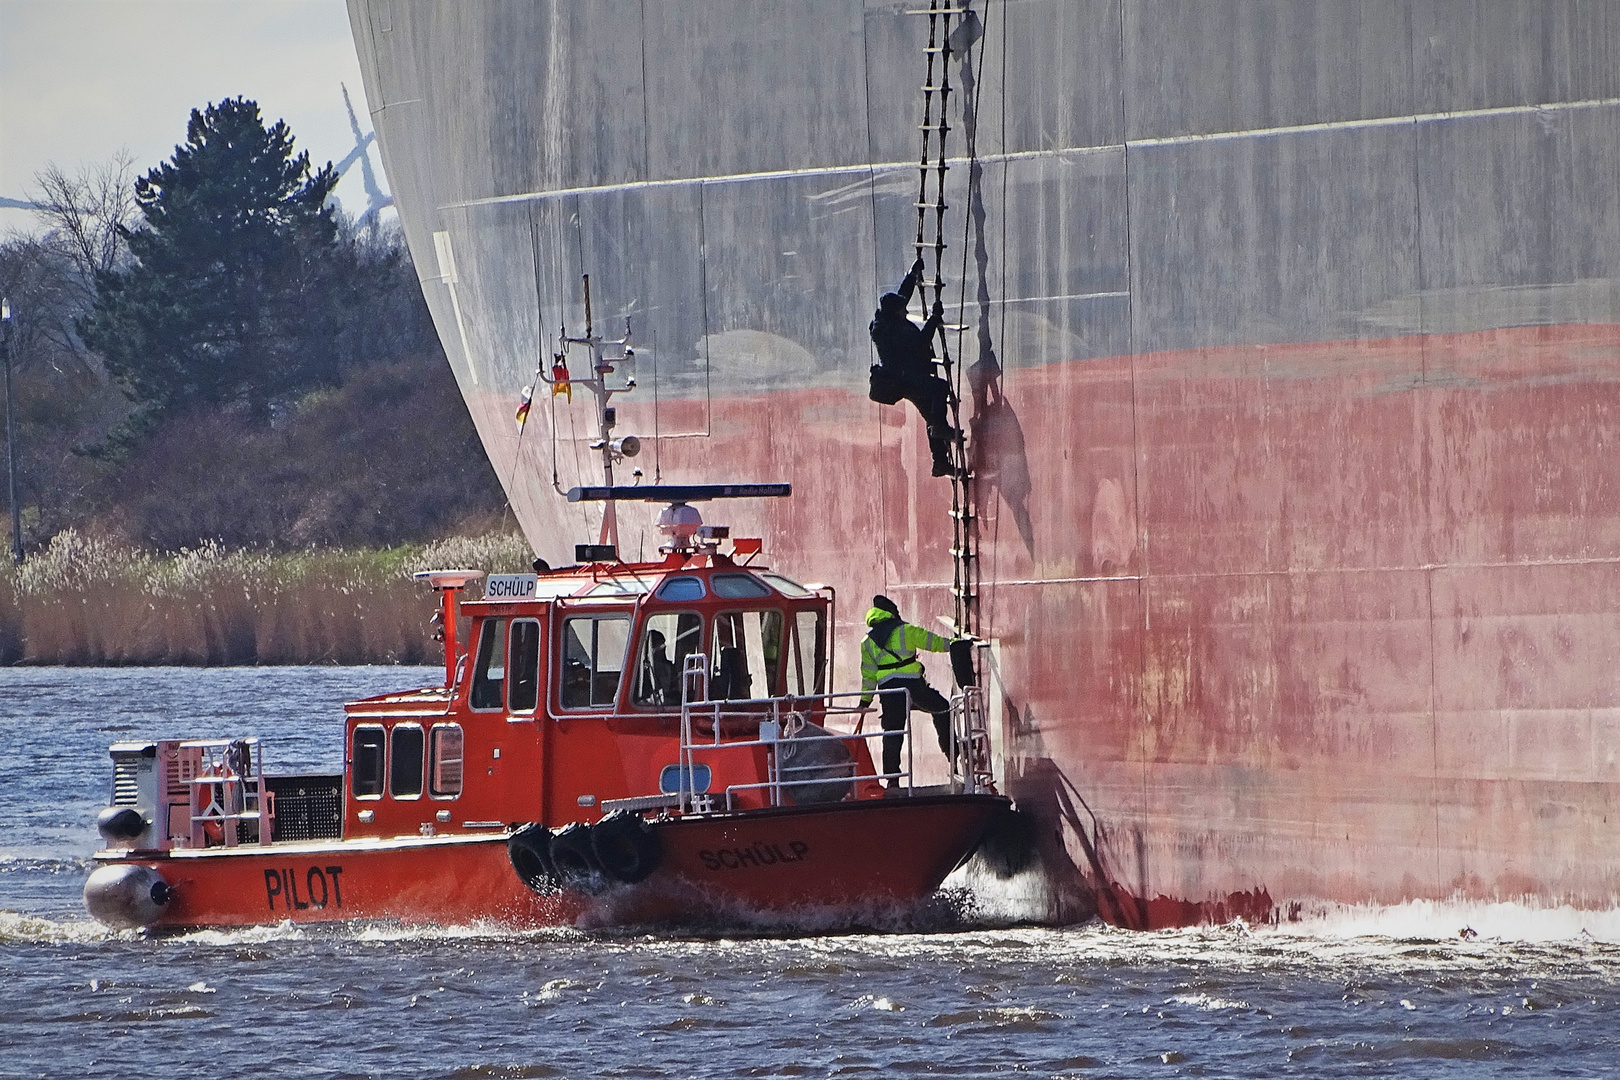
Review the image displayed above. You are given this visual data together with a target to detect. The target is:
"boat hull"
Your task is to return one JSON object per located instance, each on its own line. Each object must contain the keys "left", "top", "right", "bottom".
{"left": 88, "top": 794, "right": 1009, "bottom": 930}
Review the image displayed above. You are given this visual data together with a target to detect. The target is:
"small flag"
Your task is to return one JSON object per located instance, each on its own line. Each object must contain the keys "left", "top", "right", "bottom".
{"left": 515, "top": 385, "right": 534, "bottom": 430}
{"left": 551, "top": 357, "right": 572, "bottom": 401}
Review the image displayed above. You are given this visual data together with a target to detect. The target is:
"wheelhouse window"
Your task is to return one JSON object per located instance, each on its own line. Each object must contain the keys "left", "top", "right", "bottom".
{"left": 429, "top": 724, "right": 464, "bottom": 798}
{"left": 508, "top": 619, "right": 541, "bottom": 713}
{"left": 711, "top": 573, "right": 772, "bottom": 599}
{"left": 711, "top": 609, "right": 784, "bottom": 700}
{"left": 786, "top": 609, "right": 827, "bottom": 696}
{"left": 351, "top": 726, "right": 385, "bottom": 798}
{"left": 470, "top": 618, "right": 507, "bottom": 710}
{"left": 656, "top": 575, "right": 705, "bottom": 601}
{"left": 390, "top": 724, "right": 424, "bottom": 798}
{"left": 634, "top": 612, "right": 703, "bottom": 706}
{"left": 760, "top": 573, "right": 812, "bottom": 597}
{"left": 560, "top": 614, "right": 631, "bottom": 709}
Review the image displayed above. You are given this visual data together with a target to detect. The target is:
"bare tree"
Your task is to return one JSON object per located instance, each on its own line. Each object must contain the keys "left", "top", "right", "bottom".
{"left": 32, "top": 150, "right": 138, "bottom": 287}
{"left": 5, "top": 153, "right": 141, "bottom": 379}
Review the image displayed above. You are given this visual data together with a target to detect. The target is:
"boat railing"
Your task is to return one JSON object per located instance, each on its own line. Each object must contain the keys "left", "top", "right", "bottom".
{"left": 182, "top": 738, "right": 272, "bottom": 848}
{"left": 949, "top": 685, "right": 996, "bottom": 795}
{"left": 671, "top": 652, "right": 997, "bottom": 811}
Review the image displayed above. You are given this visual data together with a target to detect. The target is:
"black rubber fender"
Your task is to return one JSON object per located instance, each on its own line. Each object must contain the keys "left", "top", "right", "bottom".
{"left": 96, "top": 806, "right": 147, "bottom": 842}
{"left": 506, "top": 823, "right": 556, "bottom": 894}
{"left": 590, "top": 810, "right": 663, "bottom": 884}
{"left": 548, "top": 821, "right": 607, "bottom": 894}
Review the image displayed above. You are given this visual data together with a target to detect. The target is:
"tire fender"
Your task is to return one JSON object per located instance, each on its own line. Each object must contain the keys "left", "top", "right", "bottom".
{"left": 548, "top": 821, "right": 607, "bottom": 894}
{"left": 590, "top": 810, "right": 663, "bottom": 884}
{"left": 507, "top": 823, "right": 556, "bottom": 894}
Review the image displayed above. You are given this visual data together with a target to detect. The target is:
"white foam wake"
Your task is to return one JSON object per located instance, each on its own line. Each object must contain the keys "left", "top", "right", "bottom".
{"left": 1282, "top": 897, "right": 1620, "bottom": 944}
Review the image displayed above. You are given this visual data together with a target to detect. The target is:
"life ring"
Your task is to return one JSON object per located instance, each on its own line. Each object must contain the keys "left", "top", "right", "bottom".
{"left": 506, "top": 823, "right": 555, "bottom": 894}
{"left": 547, "top": 822, "right": 607, "bottom": 894}
{"left": 590, "top": 811, "right": 663, "bottom": 884}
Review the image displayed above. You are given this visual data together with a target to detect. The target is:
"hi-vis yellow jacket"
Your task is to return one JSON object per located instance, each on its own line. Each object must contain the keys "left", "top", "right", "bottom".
{"left": 858, "top": 606, "right": 952, "bottom": 706}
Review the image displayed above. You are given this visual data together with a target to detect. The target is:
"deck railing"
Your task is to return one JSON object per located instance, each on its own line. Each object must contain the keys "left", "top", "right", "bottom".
{"left": 664, "top": 652, "right": 994, "bottom": 813}
{"left": 183, "top": 737, "right": 272, "bottom": 847}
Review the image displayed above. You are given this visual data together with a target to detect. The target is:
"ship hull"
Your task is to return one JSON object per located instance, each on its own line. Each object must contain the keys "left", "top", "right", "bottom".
{"left": 348, "top": 2, "right": 1620, "bottom": 922}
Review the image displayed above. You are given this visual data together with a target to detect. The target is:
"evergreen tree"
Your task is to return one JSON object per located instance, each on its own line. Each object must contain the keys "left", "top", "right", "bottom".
{"left": 81, "top": 98, "right": 348, "bottom": 432}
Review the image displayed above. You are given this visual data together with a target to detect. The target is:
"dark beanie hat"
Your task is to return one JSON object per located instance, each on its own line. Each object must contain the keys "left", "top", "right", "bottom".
{"left": 872, "top": 594, "right": 899, "bottom": 616}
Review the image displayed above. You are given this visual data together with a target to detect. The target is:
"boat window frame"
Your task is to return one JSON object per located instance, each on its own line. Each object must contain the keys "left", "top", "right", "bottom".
{"left": 786, "top": 606, "right": 828, "bottom": 696}
{"left": 631, "top": 610, "right": 705, "bottom": 709}
{"left": 556, "top": 610, "right": 634, "bottom": 712}
{"left": 655, "top": 575, "right": 706, "bottom": 601}
{"left": 760, "top": 572, "right": 812, "bottom": 597}
{"left": 710, "top": 572, "right": 773, "bottom": 599}
{"left": 710, "top": 607, "right": 787, "bottom": 700}
{"left": 428, "top": 723, "right": 464, "bottom": 800}
{"left": 468, "top": 616, "right": 509, "bottom": 712}
{"left": 389, "top": 722, "right": 425, "bottom": 801}
{"left": 350, "top": 724, "right": 386, "bottom": 801}
{"left": 506, "top": 617, "right": 542, "bottom": 716}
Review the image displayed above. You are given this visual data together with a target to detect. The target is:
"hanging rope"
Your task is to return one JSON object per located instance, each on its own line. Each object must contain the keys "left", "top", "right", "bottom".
{"left": 912, "top": 0, "right": 984, "bottom": 644}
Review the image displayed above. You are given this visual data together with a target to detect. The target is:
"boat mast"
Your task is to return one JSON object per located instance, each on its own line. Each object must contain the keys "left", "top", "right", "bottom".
{"left": 554, "top": 274, "right": 639, "bottom": 550}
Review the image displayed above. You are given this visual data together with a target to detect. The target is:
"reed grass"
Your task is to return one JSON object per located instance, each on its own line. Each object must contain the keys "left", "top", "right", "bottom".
{"left": 0, "top": 530, "right": 535, "bottom": 666}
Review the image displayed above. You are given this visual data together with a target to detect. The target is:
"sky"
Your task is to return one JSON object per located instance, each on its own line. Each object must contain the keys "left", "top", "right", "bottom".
{"left": 0, "top": 0, "right": 390, "bottom": 233}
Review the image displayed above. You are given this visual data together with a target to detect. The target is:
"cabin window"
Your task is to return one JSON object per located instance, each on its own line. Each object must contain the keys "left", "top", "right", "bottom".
{"left": 659, "top": 762, "right": 712, "bottom": 795}
{"left": 560, "top": 614, "right": 631, "bottom": 709}
{"left": 634, "top": 612, "right": 703, "bottom": 706}
{"left": 351, "top": 726, "right": 386, "bottom": 799}
{"left": 786, "top": 609, "right": 827, "bottom": 696}
{"left": 586, "top": 575, "right": 653, "bottom": 596}
{"left": 711, "top": 609, "right": 784, "bottom": 700}
{"left": 390, "top": 724, "right": 424, "bottom": 799}
{"left": 429, "top": 724, "right": 464, "bottom": 798}
{"left": 508, "top": 619, "right": 541, "bottom": 713}
{"left": 711, "top": 573, "right": 772, "bottom": 599}
{"left": 470, "top": 618, "right": 507, "bottom": 711}
{"left": 656, "top": 575, "right": 705, "bottom": 601}
{"left": 760, "top": 573, "right": 812, "bottom": 597}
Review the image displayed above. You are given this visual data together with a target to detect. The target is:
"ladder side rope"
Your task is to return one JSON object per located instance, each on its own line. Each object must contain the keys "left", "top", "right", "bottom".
{"left": 912, "top": 0, "right": 978, "bottom": 643}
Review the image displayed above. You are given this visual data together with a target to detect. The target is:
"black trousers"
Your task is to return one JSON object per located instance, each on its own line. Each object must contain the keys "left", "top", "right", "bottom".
{"left": 877, "top": 675, "right": 952, "bottom": 781}
{"left": 899, "top": 376, "right": 955, "bottom": 471}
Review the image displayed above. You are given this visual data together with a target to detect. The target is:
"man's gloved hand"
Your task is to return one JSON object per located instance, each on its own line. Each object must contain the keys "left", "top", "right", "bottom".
{"left": 910, "top": 256, "right": 926, "bottom": 278}
{"left": 932, "top": 298, "right": 945, "bottom": 318}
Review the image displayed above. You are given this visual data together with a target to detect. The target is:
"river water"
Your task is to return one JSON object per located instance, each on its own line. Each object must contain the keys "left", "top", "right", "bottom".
{"left": 2, "top": 667, "right": 1617, "bottom": 1079}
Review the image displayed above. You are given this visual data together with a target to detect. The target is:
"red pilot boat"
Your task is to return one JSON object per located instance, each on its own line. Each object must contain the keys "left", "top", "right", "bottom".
{"left": 83, "top": 486, "right": 1011, "bottom": 931}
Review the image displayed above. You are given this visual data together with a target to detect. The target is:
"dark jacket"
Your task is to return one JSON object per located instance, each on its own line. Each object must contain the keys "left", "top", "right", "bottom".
{"left": 870, "top": 266, "right": 943, "bottom": 379}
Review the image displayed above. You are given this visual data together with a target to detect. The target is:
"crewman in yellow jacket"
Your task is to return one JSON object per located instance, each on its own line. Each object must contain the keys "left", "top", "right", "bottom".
{"left": 858, "top": 594, "right": 955, "bottom": 787}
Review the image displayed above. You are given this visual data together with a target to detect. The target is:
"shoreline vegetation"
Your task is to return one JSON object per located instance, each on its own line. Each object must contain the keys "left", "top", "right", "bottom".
{"left": 0, "top": 531, "right": 532, "bottom": 666}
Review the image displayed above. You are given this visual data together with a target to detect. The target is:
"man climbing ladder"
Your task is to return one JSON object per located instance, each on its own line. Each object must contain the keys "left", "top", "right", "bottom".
{"left": 869, "top": 257, "right": 958, "bottom": 477}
